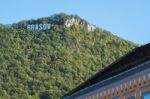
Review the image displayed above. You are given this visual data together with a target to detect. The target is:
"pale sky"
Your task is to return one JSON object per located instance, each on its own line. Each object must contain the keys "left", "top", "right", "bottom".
{"left": 0, "top": 0, "right": 150, "bottom": 45}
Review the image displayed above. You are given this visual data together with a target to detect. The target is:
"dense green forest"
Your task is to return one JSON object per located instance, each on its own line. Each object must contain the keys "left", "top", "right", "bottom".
{"left": 0, "top": 13, "right": 137, "bottom": 99}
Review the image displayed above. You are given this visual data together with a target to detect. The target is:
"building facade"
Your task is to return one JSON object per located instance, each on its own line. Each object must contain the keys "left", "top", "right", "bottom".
{"left": 63, "top": 43, "right": 150, "bottom": 99}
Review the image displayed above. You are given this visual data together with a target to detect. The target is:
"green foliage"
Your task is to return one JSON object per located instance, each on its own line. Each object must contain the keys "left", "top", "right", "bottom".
{"left": 0, "top": 14, "right": 137, "bottom": 99}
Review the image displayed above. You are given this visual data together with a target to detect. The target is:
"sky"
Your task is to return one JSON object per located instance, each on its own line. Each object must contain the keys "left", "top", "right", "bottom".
{"left": 0, "top": 0, "right": 150, "bottom": 45}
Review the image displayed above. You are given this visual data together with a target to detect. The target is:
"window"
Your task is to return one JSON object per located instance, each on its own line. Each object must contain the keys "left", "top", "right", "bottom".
{"left": 111, "top": 96, "right": 119, "bottom": 99}
{"left": 127, "top": 96, "right": 135, "bottom": 99}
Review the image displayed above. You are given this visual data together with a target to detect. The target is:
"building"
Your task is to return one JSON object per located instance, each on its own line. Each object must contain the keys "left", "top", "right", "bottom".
{"left": 63, "top": 43, "right": 150, "bottom": 99}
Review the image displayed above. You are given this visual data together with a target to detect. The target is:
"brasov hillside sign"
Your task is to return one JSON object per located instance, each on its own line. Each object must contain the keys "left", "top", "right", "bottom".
{"left": 27, "top": 24, "right": 52, "bottom": 30}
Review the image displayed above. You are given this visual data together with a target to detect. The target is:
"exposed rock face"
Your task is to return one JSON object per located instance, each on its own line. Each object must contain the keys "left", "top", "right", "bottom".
{"left": 87, "top": 24, "right": 96, "bottom": 32}
{"left": 65, "top": 17, "right": 81, "bottom": 27}
{"left": 65, "top": 17, "right": 96, "bottom": 32}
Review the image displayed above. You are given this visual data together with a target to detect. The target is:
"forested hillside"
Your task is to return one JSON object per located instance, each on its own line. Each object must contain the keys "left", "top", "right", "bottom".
{"left": 0, "top": 13, "right": 137, "bottom": 99}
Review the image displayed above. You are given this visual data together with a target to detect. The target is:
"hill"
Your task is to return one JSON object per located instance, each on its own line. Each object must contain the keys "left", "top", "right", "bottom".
{"left": 0, "top": 13, "right": 137, "bottom": 99}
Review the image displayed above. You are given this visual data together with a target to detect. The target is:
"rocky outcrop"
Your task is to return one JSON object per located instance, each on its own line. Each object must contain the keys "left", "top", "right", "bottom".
{"left": 65, "top": 17, "right": 96, "bottom": 32}
{"left": 65, "top": 17, "right": 81, "bottom": 27}
{"left": 87, "top": 24, "right": 96, "bottom": 32}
